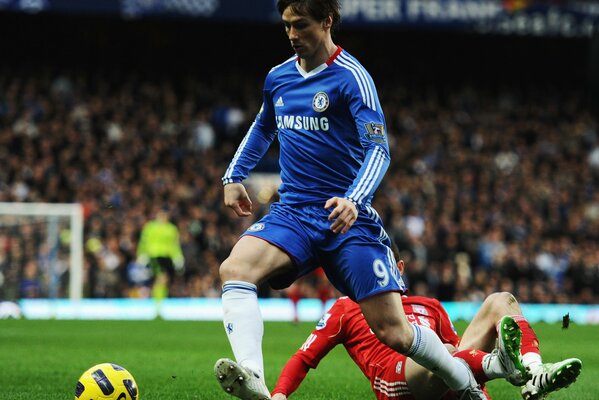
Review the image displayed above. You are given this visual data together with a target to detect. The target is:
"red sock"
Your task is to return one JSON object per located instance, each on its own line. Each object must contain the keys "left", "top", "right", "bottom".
{"left": 453, "top": 349, "right": 489, "bottom": 384}
{"left": 512, "top": 315, "right": 540, "bottom": 356}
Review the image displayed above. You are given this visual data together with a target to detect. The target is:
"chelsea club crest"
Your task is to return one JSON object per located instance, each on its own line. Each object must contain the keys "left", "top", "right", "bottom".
{"left": 312, "top": 92, "right": 329, "bottom": 112}
{"left": 247, "top": 223, "right": 265, "bottom": 232}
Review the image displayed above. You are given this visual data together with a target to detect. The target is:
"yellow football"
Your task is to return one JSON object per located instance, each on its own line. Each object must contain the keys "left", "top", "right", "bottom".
{"left": 74, "top": 363, "right": 139, "bottom": 400}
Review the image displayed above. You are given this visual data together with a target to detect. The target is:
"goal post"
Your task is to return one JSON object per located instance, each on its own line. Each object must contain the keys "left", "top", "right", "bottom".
{"left": 0, "top": 202, "right": 84, "bottom": 301}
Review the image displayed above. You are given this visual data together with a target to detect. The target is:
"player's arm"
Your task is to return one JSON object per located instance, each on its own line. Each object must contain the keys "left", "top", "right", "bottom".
{"left": 271, "top": 303, "right": 346, "bottom": 397}
{"left": 221, "top": 104, "right": 277, "bottom": 186}
{"left": 326, "top": 72, "right": 390, "bottom": 233}
{"left": 344, "top": 73, "right": 390, "bottom": 208}
{"left": 170, "top": 225, "right": 185, "bottom": 272}
{"left": 221, "top": 83, "right": 277, "bottom": 217}
{"left": 135, "top": 224, "right": 150, "bottom": 264}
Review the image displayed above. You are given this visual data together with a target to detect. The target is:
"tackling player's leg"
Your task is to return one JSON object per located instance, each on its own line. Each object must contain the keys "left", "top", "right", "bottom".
{"left": 359, "top": 292, "right": 486, "bottom": 399}
{"left": 405, "top": 316, "right": 526, "bottom": 399}
{"left": 493, "top": 315, "right": 528, "bottom": 386}
{"left": 458, "top": 292, "right": 583, "bottom": 398}
{"left": 324, "top": 219, "right": 486, "bottom": 399}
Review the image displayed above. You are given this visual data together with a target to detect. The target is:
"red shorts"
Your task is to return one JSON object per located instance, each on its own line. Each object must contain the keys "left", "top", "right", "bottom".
{"left": 370, "top": 355, "right": 414, "bottom": 400}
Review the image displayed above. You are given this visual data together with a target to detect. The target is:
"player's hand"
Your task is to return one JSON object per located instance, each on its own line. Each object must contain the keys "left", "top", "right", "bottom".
{"left": 174, "top": 257, "right": 185, "bottom": 275}
{"left": 271, "top": 394, "right": 287, "bottom": 400}
{"left": 224, "top": 183, "right": 253, "bottom": 217}
{"left": 324, "top": 197, "right": 358, "bottom": 234}
{"left": 135, "top": 255, "right": 149, "bottom": 267}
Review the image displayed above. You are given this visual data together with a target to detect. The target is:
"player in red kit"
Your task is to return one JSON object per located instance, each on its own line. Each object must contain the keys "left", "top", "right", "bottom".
{"left": 271, "top": 260, "right": 582, "bottom": 400}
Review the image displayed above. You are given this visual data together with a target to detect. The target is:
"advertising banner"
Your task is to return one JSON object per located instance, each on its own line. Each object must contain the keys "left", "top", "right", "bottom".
{"left": 0, "top": 0, "right": 598, "bottom": 37}
{"left": 17, "top": 298, "right": 599, "bottom": 324}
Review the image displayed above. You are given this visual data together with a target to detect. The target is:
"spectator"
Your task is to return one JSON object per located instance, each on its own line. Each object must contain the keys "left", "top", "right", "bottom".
{"left": 0, "top": 66, "right": 596, "bottom": 304}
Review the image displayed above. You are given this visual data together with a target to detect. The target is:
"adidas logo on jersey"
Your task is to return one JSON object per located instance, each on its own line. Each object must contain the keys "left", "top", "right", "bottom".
{"left": 275, "top": 96, "right": 284, "bottom": 107}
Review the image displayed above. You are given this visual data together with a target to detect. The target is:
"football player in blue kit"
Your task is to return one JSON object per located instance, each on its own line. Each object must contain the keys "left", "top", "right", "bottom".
{"left": 214, "top": 1, "right": 485, "bottom": 399}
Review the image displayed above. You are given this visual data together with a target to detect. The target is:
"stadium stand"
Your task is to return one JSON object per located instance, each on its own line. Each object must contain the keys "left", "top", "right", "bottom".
{"left": 0, "top": 10, "right": 597, "bottom": 304}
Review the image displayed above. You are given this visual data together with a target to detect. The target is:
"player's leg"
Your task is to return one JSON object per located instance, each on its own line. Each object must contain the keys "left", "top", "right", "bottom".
{"left": 460, "top": 291, "right": 543, "bottom": 372}
{"left": 157, "top": 257, "right": 176, "bottom": 297}
{"left": 216, "top": 235, "right": 293, "bottom": 399}
{"left": 454, "top": 315, "right": 527, "bottom": 387}
{"left": 459, "top": 292, "right": 522, "bottom": 352}
{"left": 403, "top": 347, "right": 455, "bottom": 400}
{"left": 368, "top": 353, "right": 448, "bottom": 400}
{"left": 458, "top": 292, "right": 582, "bottom": 398}
{"left": 521, "top": 358, "right": 582, "bottom": 400}
{"left": 359, "top": 293, "right": 483, "bottom": 399}
{"left": 321, "top": 211, "right": 484, "bottom": 397}
{"left": 508, "top": 307, "right": 582, "bottom": 398}
{"left": 217, "top": 205, "right": 318, "bottom": 399}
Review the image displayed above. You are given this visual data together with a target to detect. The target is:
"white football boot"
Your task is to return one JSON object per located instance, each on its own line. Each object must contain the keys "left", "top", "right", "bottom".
{"left": 214, "top": 358, "right": 270, "bottom": 400}
{"left": 521, "top": 358, "right": 582, "bottom": 400}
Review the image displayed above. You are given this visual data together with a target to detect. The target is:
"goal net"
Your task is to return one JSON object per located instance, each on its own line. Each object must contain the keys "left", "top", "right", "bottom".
{"left": 0, "top": 203, "right": 84, "bottom": 301}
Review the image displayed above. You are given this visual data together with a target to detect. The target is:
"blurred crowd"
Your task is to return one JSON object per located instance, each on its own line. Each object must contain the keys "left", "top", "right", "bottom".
{"left": 1, "top": 66, "right": 598, "bottom": 305}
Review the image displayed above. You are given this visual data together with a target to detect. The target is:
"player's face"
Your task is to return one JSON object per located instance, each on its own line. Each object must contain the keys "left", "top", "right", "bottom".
{"left": 282, "top": 7, "right": 330, "bottom": 61}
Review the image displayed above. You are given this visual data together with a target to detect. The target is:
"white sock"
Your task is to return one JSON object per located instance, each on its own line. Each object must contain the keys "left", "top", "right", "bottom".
{"left": 482, "top": 353, "right": 504, "bottom": 379}
{"left": 407, "top": 324, "right": 472, "bottom": 391}
{"left": 522, "top": 352, "right": 543, "bottom": 371}
{"left": 222, "top": 280, "right": 264, "bottom": 380}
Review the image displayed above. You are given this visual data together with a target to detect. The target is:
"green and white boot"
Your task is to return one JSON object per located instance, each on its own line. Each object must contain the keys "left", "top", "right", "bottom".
{"left": 521, "top": 358, "right": 582, "bottom": 400}
{"left": 494, "top": 315, "right": 529, "bottom": 386}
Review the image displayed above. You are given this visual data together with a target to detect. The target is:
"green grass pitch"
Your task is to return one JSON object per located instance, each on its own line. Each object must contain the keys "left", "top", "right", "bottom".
{"left": 0, "top": 318, "right": 594, "bottom": 399}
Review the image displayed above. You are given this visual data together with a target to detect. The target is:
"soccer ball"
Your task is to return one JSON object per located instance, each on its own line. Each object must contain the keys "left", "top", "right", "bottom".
{"left": 74, "top": 363, "right": 139, "bottom": 400}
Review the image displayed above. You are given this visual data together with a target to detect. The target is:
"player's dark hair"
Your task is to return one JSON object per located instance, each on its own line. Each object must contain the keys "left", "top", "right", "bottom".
{"left": 277, "top": 0, "right": 341, "bottom": 33}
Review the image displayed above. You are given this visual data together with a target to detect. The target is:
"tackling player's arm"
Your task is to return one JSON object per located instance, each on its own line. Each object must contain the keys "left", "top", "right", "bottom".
{"left": 271, "top": 302, "right": 346, "bottom": 398}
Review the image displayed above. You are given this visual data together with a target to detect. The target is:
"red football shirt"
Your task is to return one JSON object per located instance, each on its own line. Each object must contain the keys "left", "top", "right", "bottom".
{"left": 272, "top": 295, "right": 460, "bottom": 396}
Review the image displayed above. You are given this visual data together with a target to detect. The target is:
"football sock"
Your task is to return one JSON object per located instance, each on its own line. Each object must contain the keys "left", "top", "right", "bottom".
{"left": 222, "top": 280, "right": 265, "bottom": 380}
{"left": 453, "top": 349, "right": 489, "bottom": 383}
{"left": 406, "top": 324, "right": 473, "bottom": 391}
{"left": 482, "top": 352, "right": 507, "bottom": 380}
{"left": 512, "top": 315, "right": 542, "bottom": 370}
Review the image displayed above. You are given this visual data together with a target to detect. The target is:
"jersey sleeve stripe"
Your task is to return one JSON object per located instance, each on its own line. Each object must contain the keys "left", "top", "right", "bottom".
{"left": 347, "top": 146, "right": 381, "bottom": 202}
{"left": 386, "top": 246, "right": 395, "bottom": 268}
{"left": 333, "top": 58, "right": 369, "bottom": 109}
{"left": 222, "top": 121, "right": 256, "bottom": 183}
{"left": 354, "top": 149, "right": 385, "bottom": 203}
{"left": 349, "top": 147, "right": 385, "bottom": 203}
{"left": 338, "top": 52, "right": 377, "bottom": 112}
{"left": 347, "top": 146, "right": 385, "bottom": 204}
{"left": 365, "top": 205, "right": 382, "bottom": 224}
{"left": 338, "top": 52, "right": 375, "bottom": 111}
{"left": 335, "top": 56, "right": 374, "bottom": 111}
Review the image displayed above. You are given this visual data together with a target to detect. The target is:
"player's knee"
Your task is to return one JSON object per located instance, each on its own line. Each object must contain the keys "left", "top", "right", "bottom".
{"left": 219, "top": 257, "right": 255, "bottom": 283}
{"left": 483, "top": 291, "right": 517, "bottom": 317}
{"left": 371, "top": 323, "right": 413, "bottom": 354}
{"left": 487, "top": 291, "right": 516, "bottom": 306}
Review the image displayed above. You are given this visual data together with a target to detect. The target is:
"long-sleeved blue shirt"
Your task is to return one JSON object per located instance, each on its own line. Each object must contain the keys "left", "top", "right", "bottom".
{"left": 222, "top": 47, "right": 390, "bottom": 208}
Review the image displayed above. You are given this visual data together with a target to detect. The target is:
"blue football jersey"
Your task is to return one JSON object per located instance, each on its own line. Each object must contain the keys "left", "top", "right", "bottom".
{"left": 222, "top": 47, "right": 390, "bottom": 208}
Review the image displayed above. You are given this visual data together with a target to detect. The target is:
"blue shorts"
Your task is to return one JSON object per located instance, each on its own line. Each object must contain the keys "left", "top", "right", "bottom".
{"left": 242, "top": 202, "right": 406, "bottom": 302}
